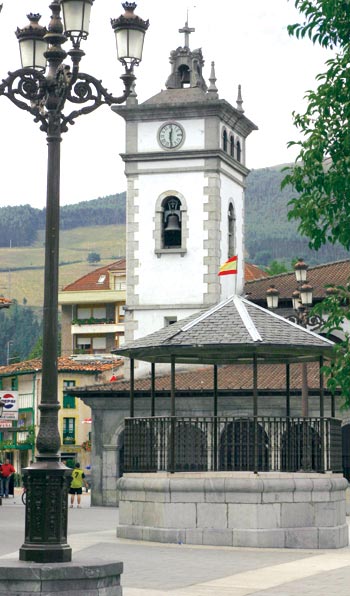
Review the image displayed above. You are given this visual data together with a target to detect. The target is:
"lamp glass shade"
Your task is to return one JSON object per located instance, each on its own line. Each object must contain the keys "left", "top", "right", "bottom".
{"left": 19, "top": 38, "right": 47, "bottom": 70}
{"left": 266, "top": 291, "right": 279, "bottom": 310}
{"left": 115, "top": 27, "right": 145, "bottom": 62}
{"left": 292, "top": 293, "right": 300, "bottom": 311}
{"left": 61, "top": 0, "right": 93, "bottom": 36}
{"left": 300, "top": 287, "right": 313, "bottom": 306}
{"left": 295, "top": 262, "right": 308, "bottom": 283}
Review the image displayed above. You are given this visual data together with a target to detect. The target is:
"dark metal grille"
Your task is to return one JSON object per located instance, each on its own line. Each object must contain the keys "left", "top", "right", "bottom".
{"left": 123, "top": 416, "right": 342, "bottom": 474}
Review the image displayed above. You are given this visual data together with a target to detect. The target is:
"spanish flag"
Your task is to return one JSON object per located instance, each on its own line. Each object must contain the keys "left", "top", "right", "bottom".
{"left": 218, "top": 255, "right": 238, "bottom": 276}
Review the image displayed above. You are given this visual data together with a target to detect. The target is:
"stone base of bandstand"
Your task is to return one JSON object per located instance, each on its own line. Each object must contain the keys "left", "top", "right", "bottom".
{"left": 0, "top": 559, "right": 122, "bottom": 595}
{"left": 117, "top": 472, "right": 349, "bottom": 549}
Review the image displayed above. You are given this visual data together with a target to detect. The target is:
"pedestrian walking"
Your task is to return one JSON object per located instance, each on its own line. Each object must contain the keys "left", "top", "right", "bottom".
{"left": 0, "top": 459, "right": 15, "bottom": 498}
{"left": 69, "top": 462, "right": 87, "bottom": 508}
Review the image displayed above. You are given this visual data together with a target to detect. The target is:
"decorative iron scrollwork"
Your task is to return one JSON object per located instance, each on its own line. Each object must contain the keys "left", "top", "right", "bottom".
{"left": 0, "top": 66, "right": 134, "bottom": 134}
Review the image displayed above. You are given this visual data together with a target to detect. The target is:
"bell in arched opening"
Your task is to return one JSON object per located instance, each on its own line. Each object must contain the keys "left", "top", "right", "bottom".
{"left": 163, "top": 197, "right": 182, "bottom": 248}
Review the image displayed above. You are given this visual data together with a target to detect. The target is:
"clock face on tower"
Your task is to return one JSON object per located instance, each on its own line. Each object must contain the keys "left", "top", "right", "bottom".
{"left": 158, "top": 122, "right": 185, "bottom": 150}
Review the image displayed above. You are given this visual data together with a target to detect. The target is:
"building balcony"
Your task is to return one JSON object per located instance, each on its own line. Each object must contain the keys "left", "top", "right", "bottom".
{"left": 71, "top": 322, "right": 124, "bottom": 335}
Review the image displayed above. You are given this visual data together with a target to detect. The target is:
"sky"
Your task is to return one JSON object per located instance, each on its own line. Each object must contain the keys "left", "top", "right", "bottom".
{"left": 0, "top": 0, "right": 332, "bottom": 209}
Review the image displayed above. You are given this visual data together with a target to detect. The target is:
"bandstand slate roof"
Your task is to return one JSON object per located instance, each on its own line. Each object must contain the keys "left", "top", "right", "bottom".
{"left": 114, "top": 295, "right": 334, "bottom": 365}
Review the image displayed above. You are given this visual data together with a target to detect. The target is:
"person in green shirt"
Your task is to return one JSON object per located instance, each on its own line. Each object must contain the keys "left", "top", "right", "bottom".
{"left": 69, "top": 462, "right": 87, "bottom": 508}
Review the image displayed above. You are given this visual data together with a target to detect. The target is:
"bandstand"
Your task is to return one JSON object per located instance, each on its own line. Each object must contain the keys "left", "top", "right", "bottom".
{"left": 114, "top": 295, "right": 348, "bottom": 549}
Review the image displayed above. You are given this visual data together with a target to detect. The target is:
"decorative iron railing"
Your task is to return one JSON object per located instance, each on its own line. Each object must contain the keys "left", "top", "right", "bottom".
{"left": 123, "top": 416, "right": 343, "bottom": 474}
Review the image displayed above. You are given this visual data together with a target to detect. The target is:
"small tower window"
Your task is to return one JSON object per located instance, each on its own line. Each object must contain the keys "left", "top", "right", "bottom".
{"left": 222, "top": 129, "right": 228, "bottom": 152}
{"left": 228, "top": 203, "right": 236, "bottom": 258}
{"left": 162, "top": 197, "right": 182, "bottom": 248}
{"left": 236, "top": 140, "right": 241, "bottom": 162}
{"left": 178, "top": 64, "right": 191, "bottom": 88}
{"left": 230, "top": 135, "right": 235, "bottom": 158}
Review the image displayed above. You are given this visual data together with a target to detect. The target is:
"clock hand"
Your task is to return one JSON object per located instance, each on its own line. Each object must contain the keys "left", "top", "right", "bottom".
{"left": 169, "top": 128, "right": 173, "bottom": 147}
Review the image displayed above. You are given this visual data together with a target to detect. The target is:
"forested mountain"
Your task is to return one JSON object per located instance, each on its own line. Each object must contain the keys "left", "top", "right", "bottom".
{"left": 245, "top": 166, "right": 350, "bottom": 266}
{"left": 0, "top": 193, "right": 126, "bottom": 248}
{"left": 59, "top": 193, "right": 126, "bottom": 230}
{"left": 0, "top": 301, "right": 42, "bottom": 366}
{"left": 0, "top": 167, "right": 349, "bottom": 266}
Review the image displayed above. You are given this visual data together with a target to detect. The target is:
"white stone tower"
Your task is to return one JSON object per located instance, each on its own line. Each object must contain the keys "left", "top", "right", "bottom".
{"left": 113, "top": 21, "right": 257, "bottom": 344}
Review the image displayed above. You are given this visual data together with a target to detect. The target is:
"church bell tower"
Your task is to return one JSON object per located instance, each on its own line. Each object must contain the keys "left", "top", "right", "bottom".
{"left": 113, "top": 20, "right": 257, "bottom": 344}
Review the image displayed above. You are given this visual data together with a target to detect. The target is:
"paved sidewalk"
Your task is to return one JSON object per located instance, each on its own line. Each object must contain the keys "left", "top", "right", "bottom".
{"left": 1, "top": 493, "right": 350, "bottom": 595}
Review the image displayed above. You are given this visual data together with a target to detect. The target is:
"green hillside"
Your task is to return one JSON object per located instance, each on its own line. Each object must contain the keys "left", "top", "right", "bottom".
{"left": 1, "top": 165, "right": 349, "bottom": 309}
{"left": 245, "top": 166, "right": 350, "bottom": 266}
{"left": 0, "top": 224, "right": 126, "bottom": 308}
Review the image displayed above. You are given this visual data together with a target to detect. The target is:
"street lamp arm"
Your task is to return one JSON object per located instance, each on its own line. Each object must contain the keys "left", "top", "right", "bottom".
{"left": 286, "top": 311, "right": 323, "bottom": 331}
{"left": 0, "top": 65, "right": 135, "bottom": 134}
{"left": 0, "top": 68, "right": 47, "bottom": 129}
{"left": 61, "top": 69, "right": 135, "bottom": 130}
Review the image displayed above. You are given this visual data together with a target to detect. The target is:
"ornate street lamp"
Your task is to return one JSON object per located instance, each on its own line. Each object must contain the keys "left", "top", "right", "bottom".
{"left": 0, "top": 0, "right": 148, "bottom": 564}
{"left": 266, "top": 259, "right": 321, "bottom": 330}
{"left": 266, "top": 258, "right": 323, "bottom": 435}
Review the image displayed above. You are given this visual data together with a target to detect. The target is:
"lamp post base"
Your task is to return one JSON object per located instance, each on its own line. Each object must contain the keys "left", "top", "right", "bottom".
{"left": 19, "top": 461, "right": 71, "bottom": 563}
{"left": 19, "top": 544, "right": 72, "bottom": 564}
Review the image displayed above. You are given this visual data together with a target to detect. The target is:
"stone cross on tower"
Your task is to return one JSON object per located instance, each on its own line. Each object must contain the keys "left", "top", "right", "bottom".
{"left": 179, "top": 15, "right": 195, "bottom": 48}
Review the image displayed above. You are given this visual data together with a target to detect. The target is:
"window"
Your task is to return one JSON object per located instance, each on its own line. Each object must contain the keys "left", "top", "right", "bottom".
{"left": 92, "top": 307, "right": 106, "bottom": 320}
{"left": 63, "top": 418, "right": 75, "bottom": 444}
{"left": 63, "top": 380, "right": 76, "bottom": 409}
{"left": 11, "top": 377, "right": 18, "bottom": 390}
{"left": 230, "top": 135, "right": 235, "bottom": 158}
{"left": 164, "top": 316, "right": 177, "bottom": 326}
{"left": 236, "top": 140, "right": 241, "bottom": 162}
{"left": 117, "top": 305, "right": 125, "bottom": 322}
{"left": 222, "top": 129, "right": 228, "bottom": 152}
{"left": 76, "top": 306, "right": 106, "bottom": 321}
{"left": 77, "top": 307, "right": 90, "bottom": 319}
{"left": 228, "top": 203, "right": 236, "bottom": 258}
{"left": 92, "top": 337, "right": 106, "bottom": 353}
{"left": 75, "top": 336, "right": 107, "bottom": 354}
{"left": 113, "top": 276, "right": 126, "bottom": 291}
{"left": 162, "top": 197, "right": 182, "bottom": 248}
{"left": 115, "top": 332, "right": 125, "bottom": 348}
{"left": 76, "top": 337, "right": 92, "bottom": 353}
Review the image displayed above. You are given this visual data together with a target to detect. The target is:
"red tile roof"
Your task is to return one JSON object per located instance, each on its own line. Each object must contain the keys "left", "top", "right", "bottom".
{"left": 0, "top": 297, "right": 11, "bottom": 308}
{"left": 0, "top": 356, "right": 123, "bottom": 377}
{"left": 244, "top": 263, "right": 268, "bottom": 282}
{"left": 245, "top": 259, "right": 350, "bottom": 301}
{"left": 73, "top": 362, "right": 326, "bottom": 393}
{"left": 62, "top": 259, "right": 126, "bottom": 292}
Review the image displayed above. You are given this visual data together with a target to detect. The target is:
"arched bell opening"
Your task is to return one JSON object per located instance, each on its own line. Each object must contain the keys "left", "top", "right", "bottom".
{"left": 162, "top": 196, "right": 182, "bottom": 248}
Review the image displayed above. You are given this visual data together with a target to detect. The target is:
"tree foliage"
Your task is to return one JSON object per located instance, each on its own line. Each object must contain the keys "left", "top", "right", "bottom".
{"left": 284, "top": 0, "right": 350, "bottom": 406}
{"left": 283, "top": 0, "right": 350, "bottom": 249}
{"left": 87, "top": 252, "right": 101, "bottom": 264}
{"left": 265, "top": 260, "right": 290, "bottom": 276}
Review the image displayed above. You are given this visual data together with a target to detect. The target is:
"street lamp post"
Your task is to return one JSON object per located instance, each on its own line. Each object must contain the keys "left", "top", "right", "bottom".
{"left": 266, "top": 258, "right": 323, "bottom": 418}
{"left": 0, "top": 1, "right": 148, "bottom": 564}
{"left": 266, "top": 259, "right": 323, "bottom": 469}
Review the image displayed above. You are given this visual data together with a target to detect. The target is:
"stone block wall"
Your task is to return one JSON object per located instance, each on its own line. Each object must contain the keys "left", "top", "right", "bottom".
{"left": 117, "top": 472, "right": 349, "bottom": 549}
